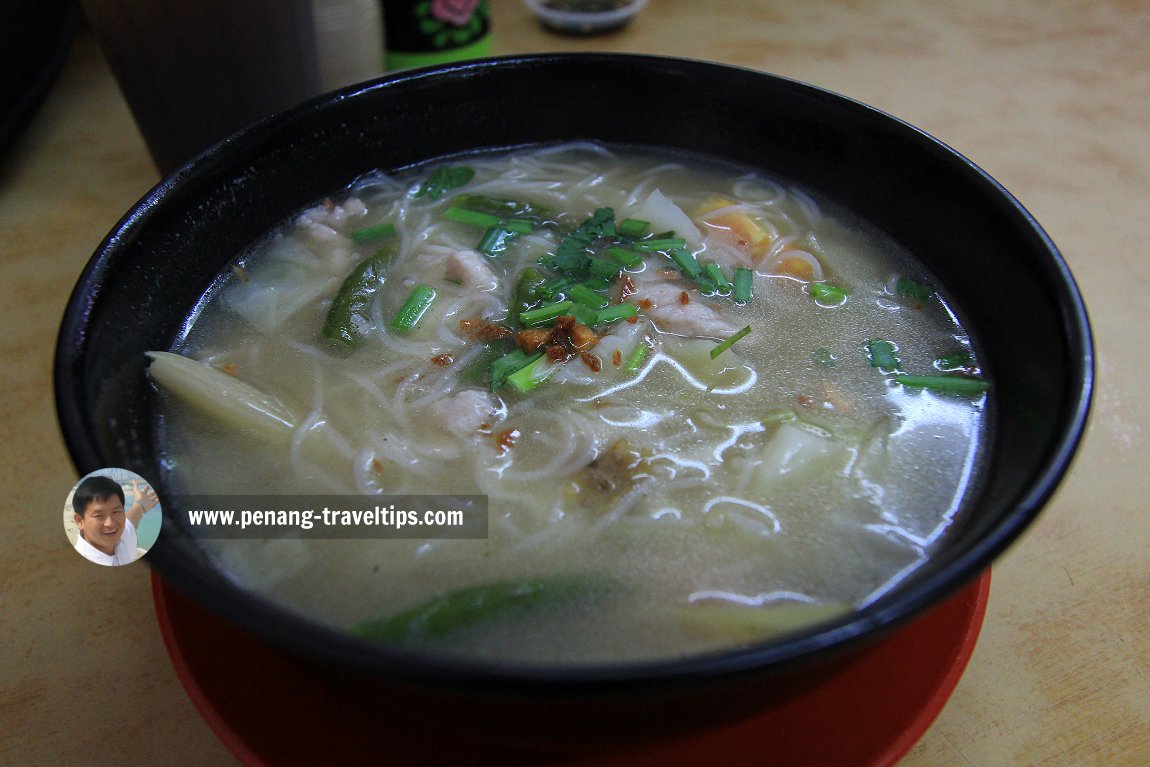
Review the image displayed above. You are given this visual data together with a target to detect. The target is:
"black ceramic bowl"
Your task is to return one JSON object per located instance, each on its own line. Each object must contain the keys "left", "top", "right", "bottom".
{"left": 55, "top": 54, "right": 1092, "bottom": 747}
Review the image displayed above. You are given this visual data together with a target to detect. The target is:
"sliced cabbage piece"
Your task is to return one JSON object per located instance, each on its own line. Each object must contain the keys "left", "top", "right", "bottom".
{"left": 750, "top": 419, "right": 853, "bottom": 492}
{"left": 629, "top": 188, "right": 702, "bottom": 248}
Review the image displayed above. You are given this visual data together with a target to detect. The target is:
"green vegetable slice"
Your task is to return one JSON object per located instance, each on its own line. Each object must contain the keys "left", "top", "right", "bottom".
{"left": 865, "top": 339, "right": 901, "bottom": 370}
{"left": 415, "top": 165, "right": 475, "bottom": 200}
{"left": 894, "top": 373, "right": 990, "bottom": 395}
{"left": 349, "top": 574, "right": 613, "bottom": 643}
{"left": 594, "top": 302, "right": 638, "bottom": 326}
{"left": 733, "top": 267, "right": 754, "bottom": 303}
{"left": 390, "top": 285, "right": 437, "bottom": 333}
{"left": 809, "top": 282, "right": 849, "bottom": 304}
{"left": 348, "top": 222, "right": 396, "bottom": 244}
{"left": 506, "top": 353, "right": 554, "bottom": 394}
{"left": 896, "top": 277, "right": 935, "bottom": 301}
{"left": 489, "top": 348, "right": 536, "bottom": 391}
{"left": 520, "top": 300, "right": 574, "bottom": 327}
{"left": 321, "top": 242, "right": 396, "bottom": 348}
{"left": 618, "top": 217, "right": 649, "bottom": 238}
{"left": 710, "top": 325, "right": 752, "bottom": 359}
{"left": 514, "top": 267, "right": 549, "bottom": 314}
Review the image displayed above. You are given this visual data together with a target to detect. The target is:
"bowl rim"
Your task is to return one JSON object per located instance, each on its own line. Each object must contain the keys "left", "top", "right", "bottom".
{"left": 54, "top": 51, "right": 1095, "bottom": 691}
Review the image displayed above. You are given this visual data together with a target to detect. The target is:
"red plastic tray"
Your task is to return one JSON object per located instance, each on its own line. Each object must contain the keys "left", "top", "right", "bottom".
{"left": 154, "top": 570, "right": 990, "bottom": 766}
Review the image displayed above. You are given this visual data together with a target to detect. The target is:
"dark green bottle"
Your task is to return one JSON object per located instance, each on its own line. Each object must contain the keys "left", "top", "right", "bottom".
{"left": 382, "top": 0, "right": 492, "bottom": 70}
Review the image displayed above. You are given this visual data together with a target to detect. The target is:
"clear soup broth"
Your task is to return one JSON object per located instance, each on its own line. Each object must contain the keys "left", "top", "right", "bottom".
{"left": 153, "top": 143, "right": 990, "bottom": 664}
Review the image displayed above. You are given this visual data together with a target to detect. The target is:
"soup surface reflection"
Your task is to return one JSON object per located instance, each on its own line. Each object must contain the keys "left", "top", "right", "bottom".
{"left": 153, "top": 143, "right": 990, "bottom": 664}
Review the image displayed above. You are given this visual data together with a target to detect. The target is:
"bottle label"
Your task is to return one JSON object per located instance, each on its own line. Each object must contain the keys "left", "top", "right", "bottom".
{"left": 384, "top": 0, "right": 491, "bottom": 68}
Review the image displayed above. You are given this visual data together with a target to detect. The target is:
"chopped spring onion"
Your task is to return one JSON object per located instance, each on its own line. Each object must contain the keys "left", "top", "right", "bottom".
{"left": 415, "top": 165, "right": 475, "bottom": 200}
{"left": 865, "top": 339, "right": 901, "bottom": 370}
{"left": 451, "top": 194, "right": 548, "bottom": 221}
{"left": 618, "top": 217, "right": 650, "bottom": 239}
{"left": 489, "top": 348, "right": 536, "bottom": 391}
{"left": 896, "top": 277, "right": 935, "bottom": 301}
{"left": 935, "top": 350, "right": 975, "bottom": 371}
{"left": 809, "top": 282, "right": 849, "bottom": 304}
{"left": 633, "top": 237, "right": 687, "bottom": 252}
{"left": 477, "top": 226, "right": 520, "bottom": 257}
{"left": 349, "top": 222, "right": 396, "bottom": 244}
{"left": 506, "top": 353, "right": 554, "bottom": 394}
{"left": 894, "top": 373, "right": 990, "bottom": 395}
{"left": 390, "top": 285, "right": 436, "bottom": 333}
{"left": 625, "top": 342, "right": 649, "bottom": 373}
{"left": 588, "top": 256, "right": 621, "bottom": 280}
{"left": 567, "top": 302, "right": 599, "bottom": 326}
{"left": 594, "top": 302, "right": 638, "bottom": 326}
{"left": 710, "top": 325, "right": 752, "bottom": 359}
{"left": 444, "top": 206, "right": 533, "bottom": 233}
{"left": 667, "top": 246, "right": 704, "bottom": 279}
{"left": 733, "top": 267, "right": 754, "bottom": 303}
{"left": 538, "top": 275, "right": 574, "bottom": 301}
{"left": 606, "top": 245, "right": 643, "bottom": 268}
{"left": 519, "top": 300, "right": 574, "bottom": 327}
{"left": 568, "top": 283, "right": 610, "bottom": 310}
{"left": 581, "top": 276, "right": 614, "bottom": 291}
{"left": 704, "top": 262, "right": 733, "bottom": 295}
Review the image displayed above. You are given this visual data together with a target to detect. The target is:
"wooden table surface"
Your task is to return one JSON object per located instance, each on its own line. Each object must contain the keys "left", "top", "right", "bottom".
{"left": 3, "top": 1, "right": 1147, "bottom": 764}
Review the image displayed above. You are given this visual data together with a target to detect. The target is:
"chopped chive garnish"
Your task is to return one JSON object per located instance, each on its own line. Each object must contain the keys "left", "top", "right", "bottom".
{"left": 896, "top": 277, "right": 935, "bottom": 301}
{"left": 415, "top": 165, "right": 475, "bottom": 200}
{"left": 489, "top": 349, "right": 535, "bottom": 391}
{"left": 809, "top": 282, "right": 849, "bottom": 304}
{"left": 733, "top": 267, "right": 754, "bottom": 303}
{"left": 390, "top": 285, "right": 436, "bottom": 333}
{"left": 894, "top": 374, "right": 990, "bottom": 395}
{"left": 581, "top": 276, "right": 614, "bottom": 291}
{"left": 519, "top": 300, "right": 574, "bottom": 327}
{"left": 567, "top": 303, "right": 599, "bottom": 326}
{"left": 588, "top": 256, "right": 621, "bottom": 279}
{"left": 349, "top": 222, "right": 396, "bottom": 244}
{"left": 569, "top": 283, "right": 610, "bottom": 310}
{"left": 606, "top": 245, "right": 643, "bottom": 268}
{"left": 619, "top": 218, "right": 650, "bottom": 239}
{"left": 539, "top": 276, "right": 574, "bottom": 301}
{"left": 812, "top": 347, "right": 837, "bottom": 368}
{"left": 935, "top": 351, "right": 975, "bottom": 371}
{"left": 667, "top": 247, "right": 704, "bottom": 279}
{"left": 865, "top": 339, "right": 901, "bottom": 370}
{"left": 625, "top": 343, "right": 649, "bottom": 373}
{"left": 704, "top": 262, "right": 733, "bottom": 295}
{"left": 477, "top": 226, "right": 520, "bottom": 257}
{"left": 595, "top": 302, "right": 638, "bottom": 326}
{"left": 710, "top": 325, "right": 753, "bottom": 359}
{"left": 444, "top": 206, "right": 502, "bottom": 229}
{"left": 502, "top": 218, "right": 535, "bottom": 234}
{"left": 634, "top": 237, "right": 687, "bottom": 252}
{"left": 451, "top": 194, "right": 548, "bottom": 220}
{"left": 506, "top": 353, "right": 553, "bottom": 394}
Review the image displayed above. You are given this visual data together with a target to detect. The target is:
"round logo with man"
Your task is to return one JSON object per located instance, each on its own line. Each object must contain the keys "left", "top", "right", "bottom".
{"left": 64, "top": 469, "right": 161, "bottom": 566}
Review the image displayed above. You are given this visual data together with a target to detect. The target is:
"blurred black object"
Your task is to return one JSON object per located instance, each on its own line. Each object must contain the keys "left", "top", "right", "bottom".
{"left": 0, "top": 0, "right": 80, "bottom": 160}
